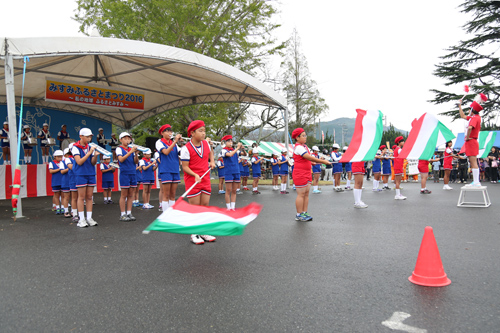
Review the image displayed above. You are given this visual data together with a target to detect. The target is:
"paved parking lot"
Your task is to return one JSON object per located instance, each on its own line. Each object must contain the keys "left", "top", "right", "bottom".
{"left": 1, "top": 182, "right": 500, "bottom": 332}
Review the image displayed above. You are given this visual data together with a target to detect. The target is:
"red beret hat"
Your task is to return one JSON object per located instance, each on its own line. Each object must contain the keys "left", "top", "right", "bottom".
{"left": 470, "top": 101, "right": 483, "bottom": 112}
{"left": 158, "top": 124, "right": 172, "bottom": 135}
{"left": 291, "top": 128, "right": 305, "bottom": 139}
{"left": 392, "top": 145, "right": 397, "bottom": 150}
{"left": 395, "top": 136, "right": 404, "bottom": 144}
{"left": 187, "top": 120, "right": 205, "bottom": 137}
{"left": 221, "top": 135, "right": 233, "bottom": 141}
{"left": 379, "top": 145, "right": 386, "bottom": 150}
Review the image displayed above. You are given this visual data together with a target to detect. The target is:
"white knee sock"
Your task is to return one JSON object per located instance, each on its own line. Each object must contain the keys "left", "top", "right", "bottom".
{"left": 162, "top": 201, "right": 168, "bottom": 211}
{"left": 396, "top": 189, "right": 401, "bottom": 196}
{"left": 313, "top": 186, "right": 318, "bottom": 191}
{"left": 472, "top": 168, "right": 479, "bottom": 183}
{"left": 230, "top": 202, "right": 235, "bottom": 209}
{"left": 346, "top": 179, "right": 351, "bottom": 187}
{"left": 168, "top": 200, "right": 175, "bottom": 207}
{"left": 86, "top": 212, "right": 92, "bottom": 220}
{"left": 354, "top": 189, "right": 361, "bottom": 204}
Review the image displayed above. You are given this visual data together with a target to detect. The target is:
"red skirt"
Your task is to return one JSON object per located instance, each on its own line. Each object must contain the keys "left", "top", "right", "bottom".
{"left": 292, "top": 168, "right": 312, "bottom": 187}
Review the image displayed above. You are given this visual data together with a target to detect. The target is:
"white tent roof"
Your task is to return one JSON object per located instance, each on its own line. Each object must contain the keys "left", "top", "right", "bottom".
{"left": 0, "top": 37, "right": 286, "bottom": 128}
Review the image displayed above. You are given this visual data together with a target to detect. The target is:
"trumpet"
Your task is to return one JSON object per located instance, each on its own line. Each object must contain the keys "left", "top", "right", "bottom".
{"left": 129, "top": 143, "right": 150, "bottom": 153}
{"left": 109, "top": 162, "right": 120, "bottom": 169}
{"left": 89, "top": 143, "right": 112, "bottom": 157}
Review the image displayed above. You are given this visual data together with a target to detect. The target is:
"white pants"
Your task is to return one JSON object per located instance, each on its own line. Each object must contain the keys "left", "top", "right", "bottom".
{"left": 324, "top": 168, "right": 332, "bottom": 181}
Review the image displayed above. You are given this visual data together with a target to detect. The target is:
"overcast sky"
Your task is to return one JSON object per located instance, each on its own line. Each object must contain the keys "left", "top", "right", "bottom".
{"left": 0, "top": 0, "right": 472, "bottom": 134}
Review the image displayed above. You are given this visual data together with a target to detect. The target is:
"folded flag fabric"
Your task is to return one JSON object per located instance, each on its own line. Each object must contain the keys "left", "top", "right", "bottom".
{"left": 398, "top": 113, "right": 455, "bottom": 160}
{"left": 143, "top": 198, "right": 263, "bottom": 236}
{"left": 478, "top": 131, "right": 497, "bottom": 158}
{"left": 340, "top": 109, "right": 384, "bottom": 162}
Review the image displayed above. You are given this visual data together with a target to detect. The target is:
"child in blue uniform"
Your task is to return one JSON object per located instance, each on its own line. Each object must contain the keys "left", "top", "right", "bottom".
{"left": 271, "top": 152, "right": 280, "bottom": 191}
{"left": 331, "top": 144, "right": 343, "bottom": 192}
{"left": 278, "top": 148, "right": 290, "bottom": 194}
{"left": 156, "top": 124, "right": 182, "bottom": 212}
{"left": 64, "top": 145, "right": 79, "bottom": 221}
{"left": 250, "top": 149, "right": 265, "bottom": 194}
{"left": 242, "top": 152, "right": 250, "bottom": 191}
{"left": 372, "top": 147, "right": 383, "bottom": 192}
{"left": 311, "top": 146, "right": 322, "bottom": 193}
{"left": 21, "top": 125, "right": 33, "bottom": 164}
{"left": 49, "top": 150, "right": 68, "bottom": 214}
{"left": 71, "top": 128, "right": 99, "bottom": 227}
{"left": 381, "top": 145, "right": 392, "bottom": 190}
{"left": 37, "top": 123, "right": 51, "bottom": 164}
{"left": 139, "top": 149, "right": 157, "bottom": 209}
{"left": 1, "top": 121, "right": 11, "bottom": 165}
{"left": 133, "top": 160, "right": 143, "bottom": 207}
{"left": 117, "top": 132, "right": 139, "bottom": 221}
{"left": 221, "top": 135, "right": 242, "bottom": 209}
{"left": 217, "top": 153, "right": 225, "bottom": 194}
{"left": 100, "top": 155, "right": 116, "bottom": 204}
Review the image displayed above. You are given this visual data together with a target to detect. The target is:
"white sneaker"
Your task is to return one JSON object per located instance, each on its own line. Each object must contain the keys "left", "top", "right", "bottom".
{"left": 354, "top": 202, "right": 368, "bottom": 208}
{"left": 465, "top": 182, "right": 482, "bottom": 187}
{"left": 200, "top": 235, "right": 216, "bottom": 242}
{"left": 86, "top": 218, "right": 98, "bottom": 226}
{"left": 443, "top": 185, "right": 453, "bottom": 190}
{"left": 394, "top": 194, "right": 407, "bottom": 200}
{"left": 190, "top": 234, "right": 204, "bottom": 245}
{"left": 77, "top": 219, "right": 88, "bottom": 228}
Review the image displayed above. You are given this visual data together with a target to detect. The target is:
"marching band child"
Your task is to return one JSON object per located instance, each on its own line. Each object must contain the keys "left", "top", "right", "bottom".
{"left": 140, "top": 149, "right": 157, "bottom": 209}
{"left": 154, "top": 150, "right": 163, "bottom": 211}
{"left": 1, "top": 121, "right": 10, "bottom": 165}
{"left": 443, "top": 140, "right": 456, "bottom": 190}
{"left": 331, "top": 143, "right": 343, "bottom": 192}
{"left": 393, "top": 136, "right": 406, "bottom": 200}
{"left": 459, "top": 98, "right": 482, "bottom": 187}
{"left": 57, "top": 124, "right": 70, "bottom": 150}
{"left": 49, "top": 150, "right": 68, "bottom": 214}
{"left": 110, "top": 133, "right": 119, "bottom": 162}
{"left": 311, "top": 146, "right": 322, "bottom": 193}
{"left": 156, "top": 124, "right": 182, "bottom": 212}
{"left": 21, "top": 125, "right": 33, "bottom": 165}
{"left": 64, "top": 144, "right": 79, "bottom": 222}
{"left": 60, "top": 150, "right": 71, "bottom": 217}
{"left": 221, "top": 135, "right": 243, "bottom": 208}
{"left": 117, "top": 132, "right": 139, "bottom": 221}
{"left": 71, "top": 128, "right": 99, "bottom": 227}
{"left": 419, "top": 156, "right": 440, "bottom": 194}
{"left": 180, "top": 120, "right": 216, "bottom": 245}
{"left": 381, "top": 145, "right": 392, "bottom": 190}
{"left": 250, "top": 148, "right": 265, "bottom": 194}
{"left": 291, "top": 128, "right": 331, "bottom": 221}
{"left": 37, "top": 123, "right": 51, "bottom": 164}
{"left": 217, "top": 153, "right": 225, "bottom": 194}
{"left": 278, "top": 148, "right": 290, "bottom": 194}
{"left": 352, "top": 161, "right": 367, "bottom": 208}
{"left": 242, "top": 154, "right": 250, "bottom": 190}
{"left": 100, "top": 155, "right": 116, "bottom": 204}
{"left": 133, "top": 160, "right": 143, "bottom": 207}
{"left": 344, "top": 162, "right": 352, "bottom": 190}
{"left": 271, "top": 151, "right": 280, "bottom": 191}
{"left": 372, "top": 148, "right": 383, "bottom": 192}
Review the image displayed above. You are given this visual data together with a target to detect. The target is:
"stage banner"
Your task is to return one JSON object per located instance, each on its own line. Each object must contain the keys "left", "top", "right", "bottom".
{"left": 45, "top": 78, "right": 145, "bottom": 111}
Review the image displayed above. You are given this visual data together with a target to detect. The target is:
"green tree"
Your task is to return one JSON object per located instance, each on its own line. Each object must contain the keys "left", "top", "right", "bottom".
{"left": 281, "top": 28, "right": 329, "bottom": 146}
{"left": 430, "top": 0, "right": 500, "bottom": 127}
{"left": 74, "top": 0, "right": 286, "bottom": 143}
{"left": 380, "top": 124, "right": 407, "bottom": 148}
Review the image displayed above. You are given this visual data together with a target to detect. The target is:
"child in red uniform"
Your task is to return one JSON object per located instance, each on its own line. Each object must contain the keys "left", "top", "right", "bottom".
{"left": 352, "top": 161, "right": 367, "bottom": 208}
{"left": 418, "top": 156, "right": 440, "bottom": 194}
{"left": 442, "top": 140, "right": 457, "bottom": 190}
{"left": 393, "top": 136, "right": 406, "bottom": 200}
{"left": 291, "top": 128, "right": 331, "bottom": 221}
{"left": 180, "top": 120, "right": 216, "bottom": 245}
{"left": 459, "top": 99, "right": 482, "bottom": 186}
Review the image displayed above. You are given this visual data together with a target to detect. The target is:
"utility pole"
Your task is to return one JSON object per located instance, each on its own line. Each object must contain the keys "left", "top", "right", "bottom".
{"left": 341, "top": 123, "right": 348, "bottom": 148}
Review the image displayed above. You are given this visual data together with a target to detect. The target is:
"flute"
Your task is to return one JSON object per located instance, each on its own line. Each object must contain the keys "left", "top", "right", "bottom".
{"left": 128, "top": 143, "right": 150, "bottom": 153}
{"left": 89, "top": 143, "right": 113, "bottom": 157}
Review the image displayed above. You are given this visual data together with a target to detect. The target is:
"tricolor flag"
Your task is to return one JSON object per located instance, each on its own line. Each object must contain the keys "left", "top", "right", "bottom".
{"left": 478, "top": 131, "right": 497, "bottom": 158}
{"left": 398, "top": 113, "right": 455, "bottom": 160}
{"left": 340, "top": 109, "right": 384, "bottom": 162}
{"left": 143, "top": 199, "right": 262, "bottom": 236}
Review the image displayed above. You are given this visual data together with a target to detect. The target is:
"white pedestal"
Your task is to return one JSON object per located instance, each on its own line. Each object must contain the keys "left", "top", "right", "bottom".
{"left": 457, "top": 186, "right": 491, "bottom": 208}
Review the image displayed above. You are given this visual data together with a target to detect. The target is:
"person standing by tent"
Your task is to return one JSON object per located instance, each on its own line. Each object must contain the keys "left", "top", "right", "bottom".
{"left": 393, "top": 136, "right": 406, "bottom": 200}
{"left": 221, "top": 135, "right": 243, "bottom": 207}
{"left": 1, "top": 121, "right": 11, "bottom": 165}
{"left": 291, "top": 128, "right": 332, "bottom": 221}
{"left": 487, "top": 146, "right": 499, "bottom": 183}
{"left": 278, "top": 148, "right": 290, "bottom": 194}
{"left": 459, "top": 98, "right": 482, "bottom": 186}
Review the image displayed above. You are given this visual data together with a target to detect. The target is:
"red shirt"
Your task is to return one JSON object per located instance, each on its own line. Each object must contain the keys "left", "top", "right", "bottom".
{"left": 466, "top": 114, "right": 481, "bottom": 139}
{"left": 393, "top": 146, "right": 404, "bottom": 169}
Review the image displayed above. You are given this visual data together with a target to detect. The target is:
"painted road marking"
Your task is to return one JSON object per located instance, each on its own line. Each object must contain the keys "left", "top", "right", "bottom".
{"left": 381, "top": 311, "right": 427, "bottom": 333}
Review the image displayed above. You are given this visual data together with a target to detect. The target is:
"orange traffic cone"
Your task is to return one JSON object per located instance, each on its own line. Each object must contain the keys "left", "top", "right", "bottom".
{"left": 408, "top": 226, "right": 451, "bottom": 287}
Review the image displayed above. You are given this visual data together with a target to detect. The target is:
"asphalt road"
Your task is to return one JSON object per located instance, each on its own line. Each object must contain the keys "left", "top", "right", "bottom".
{"left": 1, "top": 181, "right": 500, "bottom": 332}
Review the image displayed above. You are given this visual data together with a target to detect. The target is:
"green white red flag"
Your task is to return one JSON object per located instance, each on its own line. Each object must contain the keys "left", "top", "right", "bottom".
{"left": 398, "top": 113, "right": 455, "bottom": 160}
{"left": 143, "top": 198, "right": 262, "bottom": 236}
{"left": 340, "top": 109, "right": 384, "bottom": 162}
{"left": 478, "top": 131, "right": 497, "bottom": 158}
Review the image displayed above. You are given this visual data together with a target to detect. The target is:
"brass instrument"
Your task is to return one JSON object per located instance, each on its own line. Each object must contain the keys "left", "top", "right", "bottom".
{"left": 89, "top": 142, "right": 113, "bottom": 157}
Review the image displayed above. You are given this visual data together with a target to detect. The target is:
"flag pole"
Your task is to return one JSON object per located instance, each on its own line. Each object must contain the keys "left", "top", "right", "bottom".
{"left": 180, "top": 168, "right": 211, "bottom": 198}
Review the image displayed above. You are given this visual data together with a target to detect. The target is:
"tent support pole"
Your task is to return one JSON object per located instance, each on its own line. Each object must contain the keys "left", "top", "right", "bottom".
{"left": 4, "top": 50, "right": 24, "bottom": 218}
{"left": 284, "top": 107, "right": 289, "bottom": 190}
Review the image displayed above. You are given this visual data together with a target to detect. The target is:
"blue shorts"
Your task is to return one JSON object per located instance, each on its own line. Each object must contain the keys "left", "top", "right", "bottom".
{"left": 102, "top": 180, "right": 114, "bottom": 189}
{"left": 52, "top": 185, "right": 61, "bottom": 192}
{"left": 76, "top": 175, "right": 96, "bottom": 187}
{"left": 279, "top": 171, "right": 288, "bottom": 176}
{"left": 70, "top": 180, "right": 77, "bottom": 191}
{"left": 23, "top": 145, "right": 33, "bottom": 150}
{"left": 382, "top": 165, "right": 392, "bottom": 175}
{"left": 142, "top": 179, "right": 154, "bottom": 185}
{"left": 160, "top": 172, "right": 180, "bottom": 183}
{"left": 61, "top": 187, "right": 70, "bottom": 193}
{"left": 241, "top": 171, "right": 248, "bottom": 177}
{"left": 345, "top": 164, "right": 352, "bottom": 172}
{"left": 253, "top": 173, "right": 261, "bottom": 178}
{"left": 120, "top": 173, "right": 137, "bottom": 188}
{"left": 333, "top": 164, "right": 342, "bottom": 174}
{"left": 225, "top": 172, "right": 241, "bottom": 182}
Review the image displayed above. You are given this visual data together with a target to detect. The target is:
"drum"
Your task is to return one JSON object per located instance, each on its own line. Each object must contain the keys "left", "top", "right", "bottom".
{"left": 61, "top": 138, "right": 76, "bottom": 150}
{"left": 27, "top": 137, "right": 38, "bottom": 146}
{"left": 46, "top": 138, "right": 56, "bottom": 146}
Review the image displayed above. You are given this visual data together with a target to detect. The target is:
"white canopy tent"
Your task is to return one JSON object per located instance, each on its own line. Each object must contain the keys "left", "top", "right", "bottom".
{"left": 0, "top": 36, "right": 289, "bottom": 217}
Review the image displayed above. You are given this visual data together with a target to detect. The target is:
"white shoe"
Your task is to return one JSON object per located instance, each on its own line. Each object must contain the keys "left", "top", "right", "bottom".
{"left": 354, "top": 202, "right": 368, "bottom": 208}
{"left": 465, "top": 182, "right": 482, "bottom": 187}
{"left": 190, "top": 234, "right": 204, "bottom": 245}
{"left": 443, "top": 185, "right": 453, "bottom": 190}
{"left": 200, "top": 235, "right": 216, "bottom": 242}
{"left": 77, "top": 219, "right": 89, "bottom": 228}
{"left": 86, "top": 218, "right": 98, "bottom": 226}
{"left": 394, "top": 194, "right": 407, "bottom": 200}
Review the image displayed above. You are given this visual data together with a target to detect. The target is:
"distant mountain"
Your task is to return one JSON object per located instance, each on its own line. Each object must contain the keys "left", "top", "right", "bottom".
{"left": 315, "top": 118, "right": 408, "bottom": 145}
